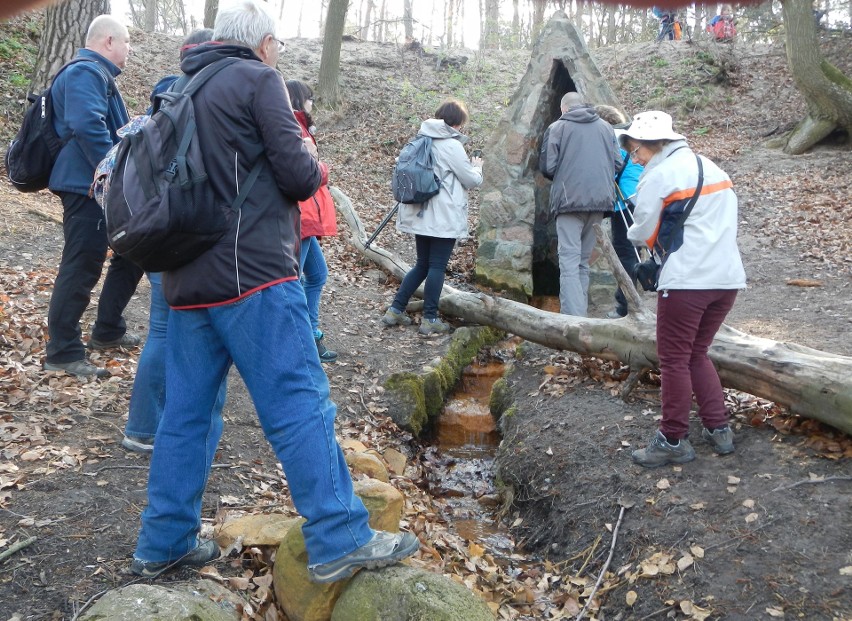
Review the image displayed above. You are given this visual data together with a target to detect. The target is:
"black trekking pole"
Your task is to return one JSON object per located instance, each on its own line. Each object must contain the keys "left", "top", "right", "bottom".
{"left": 364, "top": 202, "right": 400, "bottom": 250}
{"left": 614, "top": 182, "right": 642, "bottom": 262}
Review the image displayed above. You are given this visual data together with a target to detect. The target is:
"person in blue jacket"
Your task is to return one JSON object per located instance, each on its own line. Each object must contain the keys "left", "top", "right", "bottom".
{"left": 44, "top": 15, "right": 144, "bottom": 378}
{"left": 596, "top": 105, "right": 644, "bottom": 318}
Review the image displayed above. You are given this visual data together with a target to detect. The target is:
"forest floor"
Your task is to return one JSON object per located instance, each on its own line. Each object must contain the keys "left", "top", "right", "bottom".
{"left": 0, "top": 17, "right": 850, "bottom": 621}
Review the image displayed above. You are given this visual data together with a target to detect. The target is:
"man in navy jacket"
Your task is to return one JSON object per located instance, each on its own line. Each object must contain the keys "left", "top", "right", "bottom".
{"left": 45, "top": 15, "right": 144, "bottom": 377}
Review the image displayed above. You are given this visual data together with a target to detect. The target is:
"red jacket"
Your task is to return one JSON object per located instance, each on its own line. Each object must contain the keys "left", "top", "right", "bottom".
{"left": 294, "top": 110, "right": 338, "bottom": 239}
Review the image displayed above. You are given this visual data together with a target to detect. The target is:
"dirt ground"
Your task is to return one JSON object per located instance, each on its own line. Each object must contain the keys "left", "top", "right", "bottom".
{"left": 0, "top": 23, "right": 850, "bottom": 621}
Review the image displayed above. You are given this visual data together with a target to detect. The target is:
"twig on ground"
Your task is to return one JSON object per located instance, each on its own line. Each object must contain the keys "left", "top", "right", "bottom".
{"left": 771, "top": 475, "right": 852, "bottom": 492}
{"left": 703, "top": 517, "right": 781, "bottom": 552}
{"left": 575, "top": 503, "right": 630, "bottom": 621}
{"left": 0, "top": 536, "right": 37, "bottom": 563}
{"left": 70, "top": 587, "right": 113, "bottom": 621}
{"left": 82, "top": 465, "right": 148, "bottom": 476}
{"left": 638, "top": 604, "right": 678, "bottom": 620}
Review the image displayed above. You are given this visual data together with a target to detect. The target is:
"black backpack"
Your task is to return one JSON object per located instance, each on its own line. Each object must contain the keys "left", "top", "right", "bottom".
{"left": 102, "top": 58, "right": 261, "bottom": 272}
{"left": 391, "top": 134, "right": 442, "bottom": 204}
{"left": 5, "top": 58, "right": 114, "bottom": 193}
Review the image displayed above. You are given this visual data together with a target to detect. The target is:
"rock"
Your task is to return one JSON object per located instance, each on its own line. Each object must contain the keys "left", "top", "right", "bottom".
{"left": 340, "top": 438, "right": 368, "bottom": 452}
{"left": 382, "top": 448, "right": 407, "bottom": 476}
{"left": 346, "top": 451, "right": 390, "bottom": 482}
{"left": 352, "top": 478, "right": 404, "bottom": 533}
{"left": 364, "top": 269, "right": 388, "bottom": 285}
{"left": 215, "top": 513, "right": 302, "bottom": 549}
{"left": 79, "top": 583, "right": 239, "bottom": 621}
{"left": 331, "top": 565, "right": 495, "bottom": 621}
{"left": 273, "top": 478, "right": 407, "bottom": 621}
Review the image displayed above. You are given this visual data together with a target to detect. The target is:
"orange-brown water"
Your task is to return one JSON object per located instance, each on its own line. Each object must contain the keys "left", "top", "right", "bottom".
{"left": 436, "top": 361, "right": 504, "bottom": 450}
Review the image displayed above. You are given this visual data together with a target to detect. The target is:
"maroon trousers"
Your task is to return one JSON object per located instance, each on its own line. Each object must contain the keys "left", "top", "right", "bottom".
{"left": 656, "top": 289, "right": 738, "bottom": 440}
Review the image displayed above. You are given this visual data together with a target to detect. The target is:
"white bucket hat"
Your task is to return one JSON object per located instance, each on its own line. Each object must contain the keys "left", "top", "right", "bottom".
{"left": 619, "top": 111, "right": 685, "bottom": 146}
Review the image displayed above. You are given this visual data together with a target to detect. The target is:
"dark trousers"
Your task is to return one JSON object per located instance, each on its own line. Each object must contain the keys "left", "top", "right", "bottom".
{"left": 46, "top": 192, "right": 144, "bottom": 363}
{"left": 391, "top": 235, "right": 456, "bottom": 320}
{"left": 611, "top": 206, "right": 639, "bottom": 315}
{"left": 656, "top": 289, "right": 738, "bottom": 440}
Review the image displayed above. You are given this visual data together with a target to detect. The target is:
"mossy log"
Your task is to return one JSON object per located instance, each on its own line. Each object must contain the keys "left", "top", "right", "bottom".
{"left": 331, "top": 187, "right": 852, "bottom": 435}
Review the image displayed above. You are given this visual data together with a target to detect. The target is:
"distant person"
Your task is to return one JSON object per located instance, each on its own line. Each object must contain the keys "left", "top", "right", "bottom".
{"left": 707, "top": 5, "right": 736, "bottom": 41}
{"left": 122, "top": 29, "right": 225, "bottom": 455}
{"left": 44, "top": 15, "right": 144, "bottom": 378}
{"left": 285, "top": 79, "right": 338, "bottom": 363}
{"left": 595, "top": 105, "right": 643, "bottom": 319}
{"left": 621, "top": 111, "right": 746, "bottom": 468}
{"left": 131, "top": 0, "right": 418, "bottom": 582}
{"left": 539, "top": 92, "right": 621, "bottom": 317}
{"left": 381, "top": 99, "right": 483, "bottom": 335}
{"left": 653, "top": 6, "right": 677, "bottom": 41}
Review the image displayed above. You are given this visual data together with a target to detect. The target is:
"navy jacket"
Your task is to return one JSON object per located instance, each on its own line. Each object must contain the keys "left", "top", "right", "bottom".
{"left": 162, "top": 43, "right": 321, "bottom": 308}
{"left": 49, "top": 49, "right": 128, "bottom": 196}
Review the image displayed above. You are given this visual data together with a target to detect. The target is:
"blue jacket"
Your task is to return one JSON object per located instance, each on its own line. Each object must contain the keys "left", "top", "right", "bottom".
{"left": 615, "top": 149, "right": 643, "bottom": 211}
{"left": 49, "top": 49, "right": 128, "bottom": 196}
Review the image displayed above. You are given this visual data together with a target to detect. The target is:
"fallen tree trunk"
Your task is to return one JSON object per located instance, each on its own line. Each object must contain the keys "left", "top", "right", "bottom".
{"left": 331, "top": 187, "right": 852, "bottom": 435}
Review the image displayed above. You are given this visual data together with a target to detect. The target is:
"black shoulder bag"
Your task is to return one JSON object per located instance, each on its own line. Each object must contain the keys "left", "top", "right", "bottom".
{"left": 634, "top": 154, "right": 704, "bottom": 292}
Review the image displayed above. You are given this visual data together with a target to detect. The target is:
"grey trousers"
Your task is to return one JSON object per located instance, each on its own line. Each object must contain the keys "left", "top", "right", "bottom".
{"left": 555, "top": 211, "right": 604, "bottom": 317}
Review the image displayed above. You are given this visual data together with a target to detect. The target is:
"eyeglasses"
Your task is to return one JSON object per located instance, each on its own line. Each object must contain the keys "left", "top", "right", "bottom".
{"left": 629, "top": 146, "right": 641, "bottom": 161}
{"left": 275, "top": 38, "right": 286, "bottom": 54}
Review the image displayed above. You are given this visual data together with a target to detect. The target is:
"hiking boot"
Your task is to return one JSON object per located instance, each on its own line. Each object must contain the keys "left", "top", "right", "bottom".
{"left": 632, "top": 430, "right": 696, "bottom": 468}
{"left": 702, "top": 425, "right": 735, "bottom": 455}
{"left": 43, "top": 359, "right": 109, "bottom": 378}
{"left": 307, "top": 531, "right": 419, "bottom": 584}
{"left": 122, "top": 436, "right": 154, "bottom": 454}
{"left": 88, "top": 333, "right": 142, "bottom": 350}
{"left": 381, "top": 307, "right": 412, "bottom": 327}
{"left": 418, "top": 317, "right": 451, "bottom": 336}
{"left": 606, "top": 308, "right": 627, "bottom": 319}
{"left": 315, "top": 334, "right": 338, "bottom": 363}
{"left": 130, "top": 539, "right": 220, "bottom": 578}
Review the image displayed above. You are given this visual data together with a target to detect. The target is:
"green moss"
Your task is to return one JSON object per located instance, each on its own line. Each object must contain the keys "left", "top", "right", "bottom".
{"left": 489, "top": 376, "right": 513, "bottom": 422}
{"left": 384, "top": 372, "right": 427, "bottom": 435}
{"left": 821, "top": 60, "right": 852, "bottom": 92}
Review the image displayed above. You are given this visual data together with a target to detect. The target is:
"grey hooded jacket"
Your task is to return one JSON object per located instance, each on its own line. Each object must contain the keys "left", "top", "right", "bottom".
{"left": 539, "top": 104, "right": 621, "bottom": 216}
{"left": 396, "top": 119, "right": 483, "bottom": 240}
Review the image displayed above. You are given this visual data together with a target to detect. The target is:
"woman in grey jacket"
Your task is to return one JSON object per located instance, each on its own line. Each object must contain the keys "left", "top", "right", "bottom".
{"left": 382, "top": 99, "right": 483, "bottom": 335}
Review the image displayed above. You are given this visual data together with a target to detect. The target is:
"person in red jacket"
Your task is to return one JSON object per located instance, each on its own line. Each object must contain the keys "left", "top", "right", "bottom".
{"left": 285, "top": 80, "right": 338, "bottom": 363}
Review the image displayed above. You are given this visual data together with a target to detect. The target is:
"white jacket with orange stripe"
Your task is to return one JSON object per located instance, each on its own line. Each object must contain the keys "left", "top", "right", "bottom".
{"left": 627, "top": 140, "right": 746, "bottom": 291}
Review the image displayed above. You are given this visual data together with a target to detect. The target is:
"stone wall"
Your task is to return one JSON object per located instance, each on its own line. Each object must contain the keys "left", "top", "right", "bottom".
{"left": 475, "top": 11, "right": 624, "bottom": 303}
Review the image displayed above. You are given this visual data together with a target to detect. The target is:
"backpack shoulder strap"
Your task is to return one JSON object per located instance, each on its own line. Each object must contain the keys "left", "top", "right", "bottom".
{"left": 175, "top": 57, "right": 242, "bottom": 98}
{"left": 52, "top": 57, "right": 116, "bottom": 97}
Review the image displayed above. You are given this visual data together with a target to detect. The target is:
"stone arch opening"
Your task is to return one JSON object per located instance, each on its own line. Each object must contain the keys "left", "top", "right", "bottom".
{"left": 532, "top": 60, "right": 577, "bottom": 298}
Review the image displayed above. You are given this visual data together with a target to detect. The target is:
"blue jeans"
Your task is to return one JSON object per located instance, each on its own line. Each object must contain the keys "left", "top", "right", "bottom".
{"left": 299, "top": 236, "right": 328, "bottom": 337}
{"left": 125, "top": 272, "right": 226, "bottom": 442}
{"left": 134, "top": 280, "right": 372, "bottom": 565}
{"left": 391, "top": 235, "right": 455, "bottom": 320}
{"left": 47, "top": 192, "right": 144, "bottom": 363}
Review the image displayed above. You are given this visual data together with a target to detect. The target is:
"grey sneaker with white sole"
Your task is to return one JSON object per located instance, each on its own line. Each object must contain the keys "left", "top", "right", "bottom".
{"left": 307, "top": 530, "right": 419, "bottom": 583}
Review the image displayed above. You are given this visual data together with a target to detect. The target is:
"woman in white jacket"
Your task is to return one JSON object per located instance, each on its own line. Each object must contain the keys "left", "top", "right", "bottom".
{"left": 382, "top": 99, "right": 483, "bottom": 335}
{"left": 622, "top": 111, "right": 746, "bottom": 468}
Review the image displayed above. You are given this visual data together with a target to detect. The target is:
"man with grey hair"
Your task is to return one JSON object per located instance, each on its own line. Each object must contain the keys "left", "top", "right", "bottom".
{"left": 44, "top": 15, "right": 144, "bottom": 378}
{"left": 131, "top": 0, "right": 418, "bottom": 583}
{"left": 539, "top": 92, "right": 621, "bottom": 316}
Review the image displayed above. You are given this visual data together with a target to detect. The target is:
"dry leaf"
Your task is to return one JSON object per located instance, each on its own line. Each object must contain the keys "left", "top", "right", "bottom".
{"left": 626, "top": 590, "right": 638, "bottom": 606}
{"left": 656, "top": 478, "right": 671, "bottom": 490}
{"left": 839, "top": 566, "right": 852, "bottom": 576}
{"left": 545, "top": 447, "right": 553, "bottom": 456}
{"left": 727, "top": 476, "right": 740, "bottom": 485}
{"left": 690, "top": 502, "right": 705, "bottom": 510}
{"left": 786, "top": 278, "right": 822, "bottom": 287}
{"left": 742, "top": 498, "right": 755, "bottom": 509}
{"left": 677, "top": 554, "right": 694, "bottom": 571}
{"left": 745, "top": 513, "right": 759, "bottom": 523}
{"left": 765, "top": 606, "right": 785, "bottom": 617}
{"left": 690, "top": 545, "right": 705, "bottom": 559}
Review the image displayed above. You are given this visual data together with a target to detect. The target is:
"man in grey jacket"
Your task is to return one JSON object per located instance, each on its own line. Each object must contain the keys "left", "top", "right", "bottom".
{"left": 540, "top": 92, "right": 621, "bottom": 316}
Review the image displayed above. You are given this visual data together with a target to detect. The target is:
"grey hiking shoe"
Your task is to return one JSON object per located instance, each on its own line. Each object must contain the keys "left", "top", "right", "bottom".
{"left": 307, "top": 531, "right": 419, "bottom": 584}
{"left": 418, "top": 317, "right": 451, "bottom": 336}
{"left": 130, "top": 539, "right": 220, "bottom": 578}
{"left": 44, "top": 359, "right": 109, "bottom": 378}
{"left": 702, "top": 425, "right": 735, "bottom": 455}
{"left": 315, "top": 333, "right": 338, "bottom": 363}
{"left": 632, "top": 430, "right": 696, "bottom": 468}
{"left": 88, "top": 333, "right": 142, "bottom": 350}
{"left": 382, "top": 307, "right": 413, "bottom": 326}
{"left": 122, "top": 436, "right": 154, "bottom": 454}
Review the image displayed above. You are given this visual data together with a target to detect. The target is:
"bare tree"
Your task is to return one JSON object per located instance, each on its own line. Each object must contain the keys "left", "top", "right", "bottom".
{"left": 316, "top": 0, "right": 348, "bottom": 107}
{"left": 30, "top": 0, "right": 107, "bottom": 94}
{"left": 773, "top": 0, "right": 852, "bottom": 153}
{"left": 143, "top": 0, "right": 156, "bottom": 31}
{"left": 360, "top": 0, "right": 374, "bottom": 40}
{"left": 403, "top": 0, "right": 413, "bottom": 40}
{"left": 481, "top": 0, "right": 500, "bottom": 49}
{"left": 204, "top": 0, "right": 217, "bottom": 28}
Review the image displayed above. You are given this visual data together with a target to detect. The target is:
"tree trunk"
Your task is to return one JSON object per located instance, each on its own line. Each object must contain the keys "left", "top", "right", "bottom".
{"left": 531, "top": 0, "right": 547, "bottom": 40}
{"left": 512, "top": 0, "right": 520, "bottom": 44}
{"left": 445, "top": 0, "right": 454, "bottom": 47}
{"left": 143, "top": 0, "right": 156, "bottom": 31}
{"left": 330, "top": 187, "right": 852, "bottom": 436}
{"left": 204, "top": 0, "right": 218, "bottom": 28}
{"left": 316, "top": 0, "right": 348, "bottom": 108}
{"left": 360, "top": 0, "right": 374, "bottom": 40}
{"left": 29, "top": 0, "right": 107, "bottom": 94}
{"left": 777, "top": 0, "right": 852, "bottom": 154}
{"left": 403, "top": 0, "right": 413, "bottom": 40}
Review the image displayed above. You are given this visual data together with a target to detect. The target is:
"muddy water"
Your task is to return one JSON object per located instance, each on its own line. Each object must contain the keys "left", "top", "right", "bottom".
{"left": 428, "top": 358, "right": 513, "bottom": 550}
